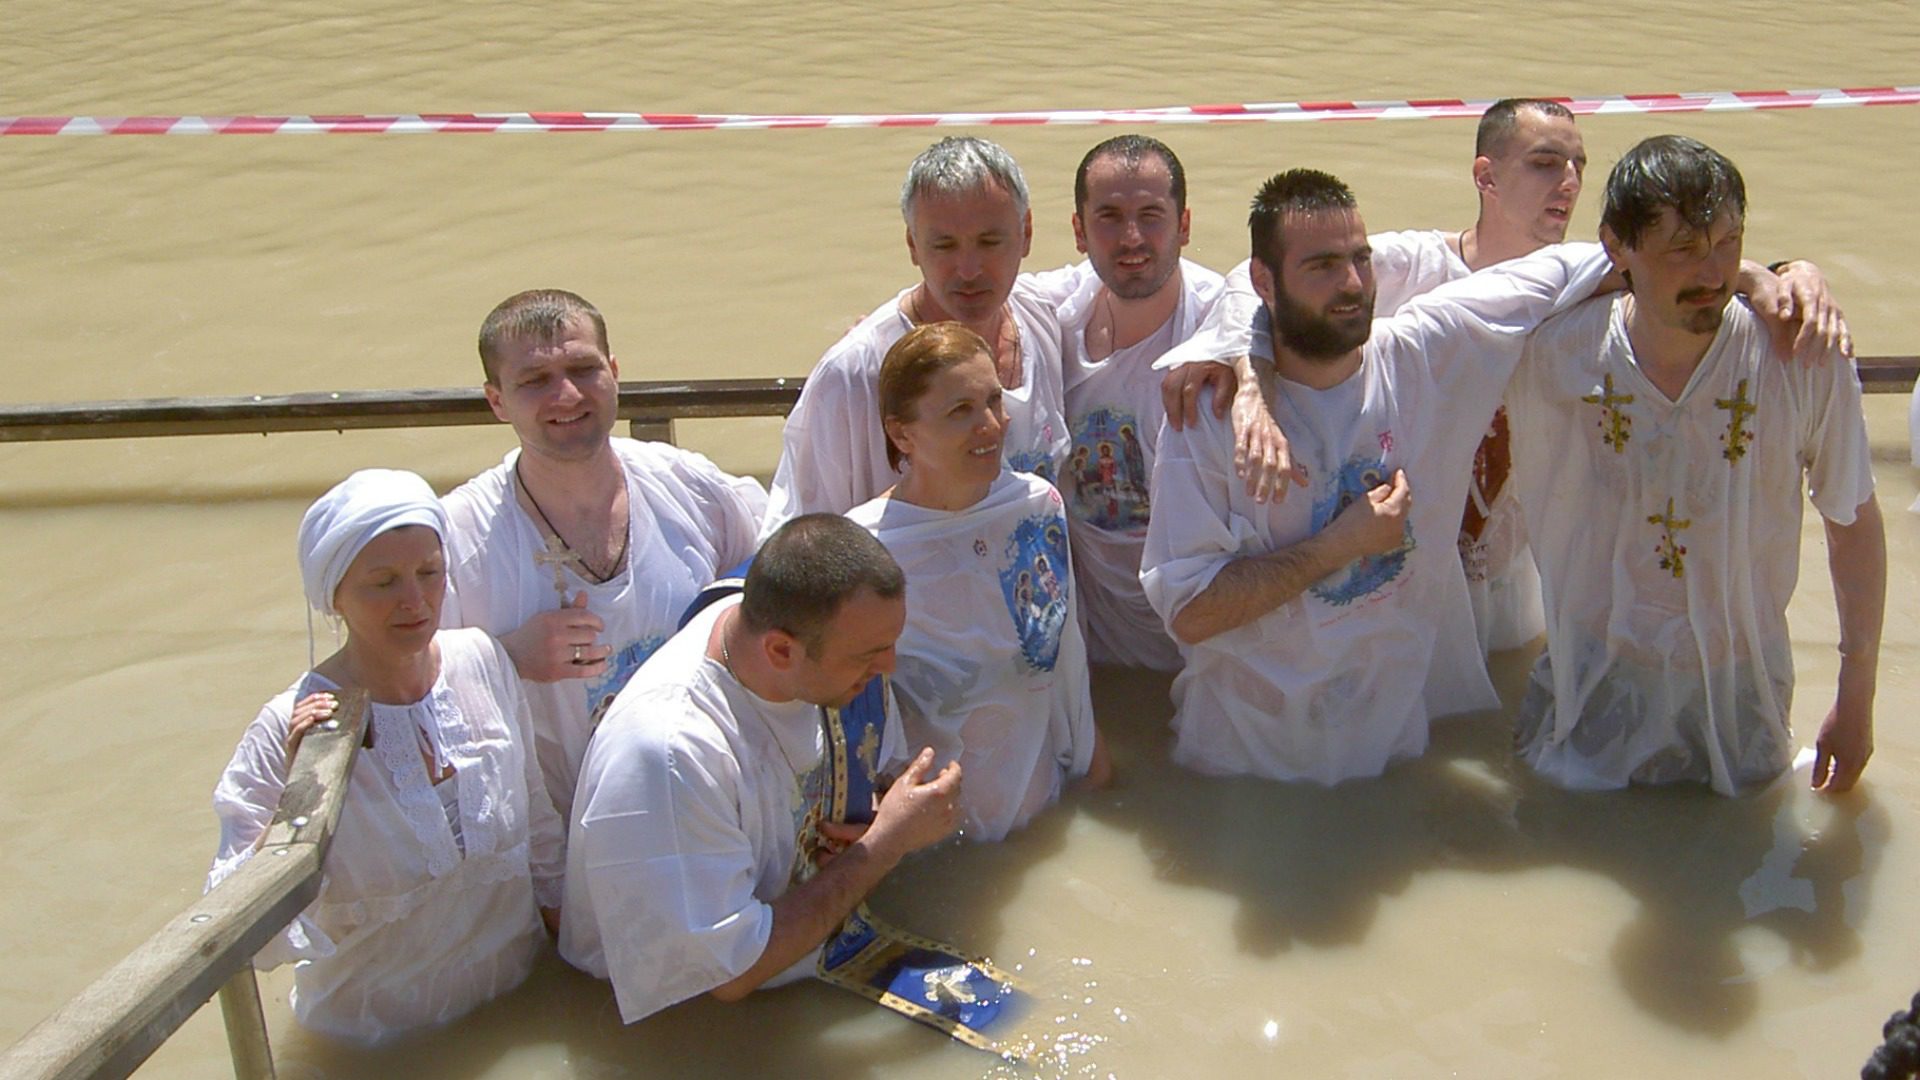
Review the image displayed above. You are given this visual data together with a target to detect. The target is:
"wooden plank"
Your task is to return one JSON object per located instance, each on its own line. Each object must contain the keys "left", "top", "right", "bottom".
{"left": 628, "top": 418, "right": 675, "bottom": 443}
{"left": 0, "top": 360, "right": 1908, "bottom": 444}
{"left": 1857, "top": 355, "right": 1918, "bottom": 393}
{"left": 215, "top": 967, "right": 275, "bottom": 1080}
{"left": 257, "top": 688, "right": 370, "bottom": 853}
{"left": 0, "top": 380, "right": 806, "bottom": 442}
{"left": 0, "top": 692, "right": 368, "bottom": 1080}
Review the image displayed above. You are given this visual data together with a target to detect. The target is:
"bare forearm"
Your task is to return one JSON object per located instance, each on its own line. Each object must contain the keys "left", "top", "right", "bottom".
{"left": 1231, "top": 355, "right": 1277, "bottom": 422}
{"left": 1827, "top": 495, "right": 1886, "bottom": 701}
{"left": 1235, "top": 353, "right": 1272, "bottom": 392}
{"left": 1171, "top": 533, "right": 1351, "bottom": 644}
{"left": 708, "top": 841, "right": 897, "bottom": 1001}
{"left": 1735, "top": 258, "right": 1772, "bottom": 297}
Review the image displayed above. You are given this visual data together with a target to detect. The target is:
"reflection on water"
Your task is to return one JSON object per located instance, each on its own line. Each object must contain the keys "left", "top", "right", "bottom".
{"left": 3, "top": 0, "right": 1918, "bottom": 1076}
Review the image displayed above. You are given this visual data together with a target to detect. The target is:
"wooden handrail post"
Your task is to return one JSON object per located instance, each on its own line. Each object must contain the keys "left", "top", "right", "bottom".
{"left": 215, "top": 965, "right": 275, "bottom": 1080}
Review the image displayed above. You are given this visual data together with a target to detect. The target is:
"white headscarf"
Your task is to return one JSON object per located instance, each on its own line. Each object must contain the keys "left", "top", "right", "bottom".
{"left": 298, "top": 469, "right": 450, "bottom": 617}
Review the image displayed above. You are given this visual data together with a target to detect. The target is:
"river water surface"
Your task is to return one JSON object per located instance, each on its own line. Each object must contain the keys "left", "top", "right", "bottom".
{"left": 3, "top": 2, "right": 1917, "bottom": 1077}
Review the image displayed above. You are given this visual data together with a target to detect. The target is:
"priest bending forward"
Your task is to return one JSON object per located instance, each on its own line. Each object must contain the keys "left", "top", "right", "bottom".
{"left": 559, "top": 514, "right": 962, "bottom": 1023}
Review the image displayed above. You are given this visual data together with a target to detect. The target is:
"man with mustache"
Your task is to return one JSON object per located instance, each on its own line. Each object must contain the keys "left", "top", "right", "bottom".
{"left": 1140, "top": 169, "right": 1621, "bottom": 783}
{"left": 765, "top": 136, "right": 1069, "bottom": 528}
{"left": 1507, "top": 135, "right": 1884, "bottom": 795}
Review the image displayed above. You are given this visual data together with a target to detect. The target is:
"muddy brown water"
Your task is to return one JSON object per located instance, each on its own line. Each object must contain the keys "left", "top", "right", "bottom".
{"left": 3, "top": 2, "right": 1917, "bottom": 1076}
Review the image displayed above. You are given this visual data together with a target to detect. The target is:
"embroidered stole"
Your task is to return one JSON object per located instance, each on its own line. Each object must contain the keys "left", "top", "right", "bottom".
{"left": 678, "top": 567, "right": 1035, "bottom": 1058}
{"left": 811, "top": 676, "right": 1034, "bottom": 1057}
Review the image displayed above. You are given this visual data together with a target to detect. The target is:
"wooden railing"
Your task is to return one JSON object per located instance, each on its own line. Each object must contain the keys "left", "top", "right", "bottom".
{"left": 0, "top": 692, "right": 370, "bottom": 1080}
{"left": 1857, "top": 355, "right": 1920, "bottom": 393}
{"left": 0, "top": 379, "right": 804, "bottom": 445}
{"left": 0, "top": 360, "right": 1912, "bottom": 447}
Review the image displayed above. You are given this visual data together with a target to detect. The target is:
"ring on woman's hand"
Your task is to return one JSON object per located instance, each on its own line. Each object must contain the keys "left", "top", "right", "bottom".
{"left": 572, "top": 644, "right": 584, "bottom": 664}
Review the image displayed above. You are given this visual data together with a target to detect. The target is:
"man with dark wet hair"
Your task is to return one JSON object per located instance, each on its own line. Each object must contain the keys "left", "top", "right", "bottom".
{"left": 1167, "top": 99, "right": 1589, "bottom": 655}
{"left": 1141, "top": 168, "right": 1620, "bottom": 784}
{"left": 1508, "top": 135, "right": 1885, "bottom": 795}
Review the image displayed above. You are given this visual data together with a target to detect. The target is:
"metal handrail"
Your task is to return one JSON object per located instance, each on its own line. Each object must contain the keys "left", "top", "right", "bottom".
{"left": 0, "top": 692, "right": 370, "bottom": 1080}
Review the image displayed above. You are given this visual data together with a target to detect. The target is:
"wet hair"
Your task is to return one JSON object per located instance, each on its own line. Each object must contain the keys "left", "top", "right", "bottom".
{"left": 741, "top": 514, "right": 906, "bottom": 657}
{"left": 1862, "top": 991, "right": 1920, "bottom": 1080}
{"left": 900, "top": 136, "right": 1030, "bottom": 224}
{"left": 1600, "top": 135, "right": 1747, "bottom": 250}
{"left": 477, "top": 289, "right": 610, "bottom": 384}
{"left": 1074, "top": 134, "right": 1187, "bottom": 216}
{"left": 1248, "top": 169, "right": 1358, "bottom": 275}
{"left": 878, "top": 321, "right": 994, "bottom": 471}
{"left": 1475, "top": 98, "right": 1576, "bottom": 158}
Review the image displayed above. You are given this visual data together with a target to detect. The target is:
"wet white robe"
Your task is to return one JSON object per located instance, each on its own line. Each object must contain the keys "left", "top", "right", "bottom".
{"left": 442, "top": 439, "right": 765, "bottom": 823}
{"left": 1142, "top": 244, "right": 1610, "bottom": 783}
{"left": 1030, "top": 258, "right": 1228, "bottom": 670}
{"left": 559, "top": 596, "right": 905, "bottom": 1023}
{"left": 1174, "top": 231, "right": 1546, "bottom": 652}
{"left": 208, "top": 629, "right": 566, "bottom": 1045}
{"left": 1508, "top": 296, "right": 1874, "bottom": 793}
{"left": 848, "top": 468, "right": 1096, "bottom": 840}
{"left": 763, "top": 281, "right": 1070, "bottom": 531}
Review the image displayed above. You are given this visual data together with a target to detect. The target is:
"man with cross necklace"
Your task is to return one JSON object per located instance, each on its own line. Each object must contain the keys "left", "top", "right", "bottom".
{"left": 441, "top": 290, "right": 767, "bottom": 826}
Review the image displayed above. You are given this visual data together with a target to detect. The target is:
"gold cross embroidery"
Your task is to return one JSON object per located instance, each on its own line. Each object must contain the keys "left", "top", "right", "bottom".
{"left": 1715, "top": 378, "right": 1757, "bottom": 464}
{"left": 1581, "top": 373, "right": 1636, "bottom": 453}
{"left": 1646, "top": 497, "right": 1692, "bottom": 579}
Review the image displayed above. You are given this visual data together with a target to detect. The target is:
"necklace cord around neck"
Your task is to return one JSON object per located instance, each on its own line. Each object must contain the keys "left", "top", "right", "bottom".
{"left": 514, "top": 459, "right": 630, "bottom": 583}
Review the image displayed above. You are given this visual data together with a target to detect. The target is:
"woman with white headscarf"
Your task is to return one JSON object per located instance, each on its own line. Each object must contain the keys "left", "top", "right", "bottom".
{"left": 208, "top": 469, "right": 566, "bottom": 1045}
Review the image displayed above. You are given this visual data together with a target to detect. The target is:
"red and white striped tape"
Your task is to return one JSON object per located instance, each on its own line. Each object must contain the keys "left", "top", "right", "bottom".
{"left": 4, "top": 86, "right": 1916, "bottom": 136}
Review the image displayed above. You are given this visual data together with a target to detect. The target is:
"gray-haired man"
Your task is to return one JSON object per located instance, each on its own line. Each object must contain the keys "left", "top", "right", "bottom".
{"left": 765, "top": 136, "right": 1069, "bottom": 528}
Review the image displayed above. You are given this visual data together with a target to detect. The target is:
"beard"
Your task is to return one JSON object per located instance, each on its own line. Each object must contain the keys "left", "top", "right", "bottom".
{"left": 1272, "top": 284, "right": 1374, "bottom": 361}
{"left": 1676, "top": 286, "right": 1728, "bottom": 335}
{"left": 1101, "top": 247, "right": 1180, "bottom": 301}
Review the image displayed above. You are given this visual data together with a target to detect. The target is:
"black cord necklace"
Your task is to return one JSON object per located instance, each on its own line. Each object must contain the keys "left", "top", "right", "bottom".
{"left": 513, "top": 459, "right": 631, "bottom": 584}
